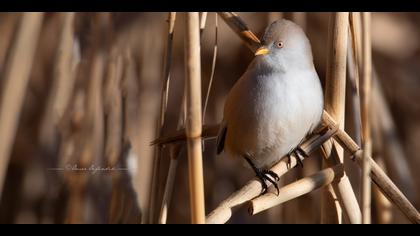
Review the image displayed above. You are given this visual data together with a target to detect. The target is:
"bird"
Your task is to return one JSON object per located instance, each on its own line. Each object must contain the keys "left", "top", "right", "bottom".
{"left": 216, "top": 19, "right": 324, "bottom": 195}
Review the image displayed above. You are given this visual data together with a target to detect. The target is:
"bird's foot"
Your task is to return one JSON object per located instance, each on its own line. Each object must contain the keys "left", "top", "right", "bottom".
{"left": 287, "top": 148, "right": 306, "bottom": 168}
{"left": 256, "top": 168, "right": 280, "bottom": 195}
{"left": 243, "top": 155, "right": 280, "bottom": 195}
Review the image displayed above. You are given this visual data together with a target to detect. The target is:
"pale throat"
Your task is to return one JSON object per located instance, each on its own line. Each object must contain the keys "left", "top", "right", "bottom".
{"left": 252, "top": 55, "right": 287, "bottom": 74}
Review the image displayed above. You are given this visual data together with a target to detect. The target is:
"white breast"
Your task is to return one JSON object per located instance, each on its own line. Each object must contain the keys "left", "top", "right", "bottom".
{"left": 223, "top": 66, "right": 323, "bottom": 169}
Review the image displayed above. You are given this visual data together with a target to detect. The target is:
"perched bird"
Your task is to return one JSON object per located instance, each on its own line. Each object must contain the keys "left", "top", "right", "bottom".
{"left": 216, "top": 19, "right": 324, "bottom": 194}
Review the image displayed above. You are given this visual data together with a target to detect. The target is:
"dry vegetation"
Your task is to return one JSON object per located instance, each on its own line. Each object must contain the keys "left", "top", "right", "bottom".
{"left": 0, "top": 12, "right": 419, "bottom": 224}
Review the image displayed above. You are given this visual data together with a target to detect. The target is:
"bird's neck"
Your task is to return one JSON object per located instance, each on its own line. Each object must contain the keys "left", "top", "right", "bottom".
{"left": 251, "top": 57, "right": 287, "bottom": 74}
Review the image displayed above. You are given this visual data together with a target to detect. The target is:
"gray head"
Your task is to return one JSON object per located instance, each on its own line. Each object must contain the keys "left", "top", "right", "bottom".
{"left": 254, "top": 19, "right": 313, "bottom": 72}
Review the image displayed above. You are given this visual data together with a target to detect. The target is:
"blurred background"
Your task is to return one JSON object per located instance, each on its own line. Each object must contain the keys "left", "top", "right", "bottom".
{"left": 0, "top": 12, "right": 419, "bottom": 224}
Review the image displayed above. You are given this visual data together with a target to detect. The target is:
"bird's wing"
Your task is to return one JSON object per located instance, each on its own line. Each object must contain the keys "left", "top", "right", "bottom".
{"left": 216, "top": 120, "right": 227, "bottom": 154}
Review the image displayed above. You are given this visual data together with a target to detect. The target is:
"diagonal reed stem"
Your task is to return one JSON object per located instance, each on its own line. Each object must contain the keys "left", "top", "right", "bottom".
{"left": 217, "top": 12, "right": 261, "bottom": 52}
{"left": 206, "top": 125, "right": 335, "bottom": 224}
{"left": 250, "top": 164, "right": 344, "bottom": 215}
{"left": 152, "top": 110, "right": 420, "bottom": 223}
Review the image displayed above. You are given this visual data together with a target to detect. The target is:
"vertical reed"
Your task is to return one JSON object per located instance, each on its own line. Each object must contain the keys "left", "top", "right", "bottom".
{"left": 0, "top": 13, "right": 44, "bottom": 200}
{"left": 361, "top": 12, "right": 372, "bottom": 224}
{"left": 203, "top": 13, "right": 218, "bottom": 123}
{"left": 200, "top": 12, "right": 208, "bottom": 35}
{"left": 185, "top": 12, "right": 206, "bottom": 224}
{"left": 148, "top": 12, "right": 177, "bottom": 224}
{"left": 39, "top": 12, "right": 76, "bottom": 152}
{"left": 348, "top": 12, "right": 362, "bottom": 146}
{"left": 104, "top": 50, "right": 124, "bottom": 168}
{"left": 370, "top": 118, "right": 393, "bottom": 223}
{"left": 321, "top": 12, "right": 361, "bottom": 224}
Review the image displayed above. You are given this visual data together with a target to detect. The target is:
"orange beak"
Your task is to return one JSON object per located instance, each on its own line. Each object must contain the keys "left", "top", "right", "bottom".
{"left": 254, "top": 46, "right": 269, "bottom": 56}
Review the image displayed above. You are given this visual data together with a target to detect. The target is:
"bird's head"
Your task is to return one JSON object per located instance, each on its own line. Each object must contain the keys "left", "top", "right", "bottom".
{"left": 254, "top": 19, "right": 314, "bottom": 71}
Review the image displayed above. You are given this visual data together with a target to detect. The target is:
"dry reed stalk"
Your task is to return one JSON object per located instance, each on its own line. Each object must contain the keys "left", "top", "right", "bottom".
{"left": 62, "top": 96, "right": 88, "bottom": 224}
{"left": 158, "top": 83, "right": 188, "bottom": 224}
{"left": 203, "top": 13, "right": 218, "bottom": 123}
{"left": 56, "top": 53, "right": 85, "bottom": 174}
{"left": 87, "top": 52, "right": 106, "bottom": 166}
{"left": 321, "top": 15, "right": 345, "bottom": 225}
{"left": 250, "top": 165, "right": 344, "bottom": 215}
{"left": 206, "top": 125, "right": 337, "bottom": 224}
{"left": 372, "top": 159, "right": 393, "bottom": 223}
{"left": 148, "top": 12, "right": 177, "bottom": 224}
{"left": 0, "top": 13, "right": 20, "bottom": 74}
{"left": 348, "top": 12, "right": 362, "bottom": 146}
{"left": 158, "top": 145, "right": 182, "bottom": 224}
{"left": 185, "top": 12, "right": 206, "bottom": 224}
{"left": 121, "top": 49, "right": 135, "bottom": 141}
{"left": 64, "top": 136, "right": 92, "bottom": 224}
{"left": 200, "top": 12, "right": 208, "bottom": 35}
{"left": 108, "top": 142, "right": 141, "bottom": 224}
{"left": 0, "top": 12, "right": 44, "bottom": 200}
{"left": 321, "top": 12, "right": 361, "bottom": 224}
{"left": 65, "top": 174, "right": 87, "bottom": 224}
{"left": 153, "top": 109, "right": 420, "bottom": 223}
{"left": 368, "top": 79, "right": 393, "bottom": 224}
{"left": 151, "top": 124, "right": 219, "bottom": 146}
{"left": 206, "top": 154, "right": 300, "bottom": 224}
{"left": 322, "top": 111, "right": 420, "bottom": 223}
{"left": 39, "top": 12, "right": 77, "bottom": 152}
{"left": 66, "top": 50, "right": 106, "bottom": 224}
{"left": 158, "top": 87, "right": 188, "bottom": 224}
{"left": 217, "top": 12, "right": 261, "bottom": 52}
{"left": 120, "top": 49, "right": 149, "bottom": 223}
{"left": 371, "top": 120, "right": 393, "bottom": 224}
{"left": 66, "top": 149, "right": 94, "bottom": 224}
{"left": 360, "top": 12, "right": 372, "bottom": 224}
{"left": 349, "top": 12, "right": 372, "bottom": 222}
{"left": 104, "top": 50, "right": 125, "bottom": 223}
{"left": 104, "top": 50, "right": 124, "bottom": 167}
{"left": 371, "top": 73, "right": 416, "bottom": 201}
{"left": 361, "top": 156, "right": 419, "bottom": 223}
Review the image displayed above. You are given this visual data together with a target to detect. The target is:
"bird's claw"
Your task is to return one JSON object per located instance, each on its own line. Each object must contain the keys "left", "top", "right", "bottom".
{"left": 243, "top": 155, "right": 280, "bottom": 195}
{"left": 257, "top": 169, "right": 280, "bottom": 196}
{"left": 263, "top": 169, "right": 280, "bottom": 181}
{"left": 287, "top": 148, "right": 306, "bottom": 168}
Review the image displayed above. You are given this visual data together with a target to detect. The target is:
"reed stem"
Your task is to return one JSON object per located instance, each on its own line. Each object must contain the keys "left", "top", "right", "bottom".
{"left": 148, "top": 12, "right": 177, "bottom": 223}
{"left": 0, "top": 12, "right": 44, "bottom": 200}
{"left": 250, "top": 165, "right": 343, "bottom": 215}
{"left": 321, "top": 12, "right": 361, "bottom": 224}
{"left": 185, "top": 12, "right": 206, "bottom": 224}
{"left": 361, "top": 12, "right": 372, "bottom": 224}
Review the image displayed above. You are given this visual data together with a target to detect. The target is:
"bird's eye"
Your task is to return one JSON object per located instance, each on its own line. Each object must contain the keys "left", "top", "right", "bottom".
{"left": 276, "top": 41, "right": 284, "bottom": 48}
